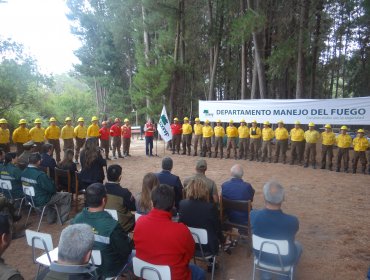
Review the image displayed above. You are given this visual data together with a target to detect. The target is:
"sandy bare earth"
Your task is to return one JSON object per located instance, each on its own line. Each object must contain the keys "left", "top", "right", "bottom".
{"left": 3, "top": 138, "right": 370, "bottom": 280}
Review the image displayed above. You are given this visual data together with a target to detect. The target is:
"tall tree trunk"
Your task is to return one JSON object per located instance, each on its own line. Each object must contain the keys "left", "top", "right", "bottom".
{"left": 209, "top": 45, "right": 220, "bottom": 100}
{"left": 295, "top": 0, "right": 310, "bottom": 99}
{"left": 251, "top": 58, "right": 258, "bottom": 99}
{"left": 141, "top": 3, "right": 150, "bottom": 118}
{"left": 240, "top": 0, "right": 247, "bottom": 99}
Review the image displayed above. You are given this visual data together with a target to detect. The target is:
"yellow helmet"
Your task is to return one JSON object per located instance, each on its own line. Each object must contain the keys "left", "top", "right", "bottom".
{"left": 0, "top": 118, "right": 8, "bottom": 124}
{"left": 252, "top": 120, "right": 257, "bottom": 123}
{"left": 229, "top": 120, "right": 234, "bottom": 124}
{"left": 340, "top": 125, "right": 348, "bottom": 130}
{"left": 183, "top": 117, "right": 189, "bottom": 121}
{"left": 205, "top": 119, "right": 210, "bottom": 124}
{"left": 324, "top": 124, "right": 331, "bottom": 129}
{"left": 91, "top": 116, "right": 99, "bottom": 121}
{"left": 174, "top": 117, "right": 179, "bottom": 121}
{"left": 195, "top": 117, "right": 200, "bottom": 122}
{"left": 240, "top": 119, "right": 245, "bottom": 123}
{"left": 124, "top": 118, "right": 129, "bottom": 122}
{"left": 34, "top": 118, "right": 42, "bottom": 124}
{"left": 65, "top": 117, "right": 72, "bottom": 122}
{"left": 277, "top": 120, "right": 284, "bottom": 124}
{"left": 295, "top": 121, "right": 301, "bottom": 125}
{"left": 357, "top": 129, "right": 365, "bottom": 133}
{"left": 18, "top": 119, "right": 27, "bottom": 125}
{"left": 308, "top": 122, "right": 315, "bottom": 127}
{"left": 78, "top": 117, "right": 84, "bottom": 122}
{"left": 263, "top": 121, "right": 270, "bottom": 125}
{"left": 216, "top": 119, "right": 221, "bottom": 123}
{"left": 49, "top": 117, "right": 56, "bottom": 122}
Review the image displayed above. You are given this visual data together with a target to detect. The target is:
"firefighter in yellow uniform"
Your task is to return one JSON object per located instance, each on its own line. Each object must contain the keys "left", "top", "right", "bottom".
{"left": 202, "top": 120, "right": 213, "bottom": 158}
{"left": 61, "top": 117, "right": 75, "bottom": 154}
{"left": 74, "top": 117, "right": 87, "bottom": 163}
{"left": 0, "top": 118, "right": 10, "bottom": 153}
{"left": 352, "top": 129, "right": 369, "bottom": 174}
{"left": 193, "top": 118, "right": 203, "bottom": 156}
{"left": 261, "top": 121, "right": 275, "bottom": 163}
{"left": 214, "top": 120, "right": 225, "bottom": 159}
{"left": 335, "top": 126, "right": 352, "bottom": 173}
{"left": 45, "top": 117, "right": 61, "bottom": 162}
{"left": 249, "top": 120, "right": 261, "bottom": 161}
{"left": 289, "top": 121, "right": 305, "bottom": 165}
{"left": 304, "top": 122, "right": 320, "bottom": 169}
{"left": 29, "top": 118, "right": 45, "bottom": 152}
{"left": 181, "top": 117, "right": 193, "bottom": 156}
{"left": 12, "top": 119, "right": 31, "bottom": 156}
{"left": 226, "top": 120, "right": 238, "bottom": 159}
{"left": 320, "top": 124, "right": 336, "bottom": 170}
{"left": 238, "top": 119, "right": 249, "bottom": 160}
{"left": 87, "top": 116, "right": 100, "bottom": 139}
{"left": 274, "top": 120, "right": 289, "bottom": 164}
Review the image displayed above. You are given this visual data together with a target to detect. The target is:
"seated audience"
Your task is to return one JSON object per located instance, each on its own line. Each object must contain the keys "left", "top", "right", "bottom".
{"left": 72, "top": 183, "right": 132, "bottom": 278}
{"left": 179, "top": 178, "right": 224, "bottom": 271}
{"left": 79, "top": 138, "right": 107, "bottom": 189}
{"left": 134, "top": 184, "right": 206, "bottom": 280}
{"left": 40, "top": 143, "right": 57, "bottom": 179}
{"left": 17, "top": 141, "right": 37, "bottom": 170}
{"left": 21, "top": 153, "right": 72, "bottom": 224}
{"left": 0, "top": 148, "right": 4, "bottom": 164}
{"left": 0, "top": 213, "right": 24, "bottom": 280}
{"left": 104, "top": 165, "right": 136, "bottom": 232}
{"left": 44, "top": 224, "right": 98, "bottom": 280}
{"left": 57, "top": 149, "right": 77, "bottom": 191}
{"left": 135, "top": 172, "right": 159, "bottom": 214}
{"left": 221, "top": 164, "right": 255, "bottom": 224}
{"left": 251, "top": 181, "right": 302, "bottom": 279}
{"left": 183, "top": 159, "right": 219, "bottom": 203}
{"left": 0, "top": 153, "right": 23, "bottom": 199}
{"left": 155, "top": 157, "right": 183, "bottom": 211}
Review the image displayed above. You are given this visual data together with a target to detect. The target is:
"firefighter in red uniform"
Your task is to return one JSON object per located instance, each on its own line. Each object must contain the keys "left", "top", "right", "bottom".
{"left": 110, "top": 118, "right": 123, "bottom": 159}
{"left": 99, "top": 121, "right": 111, "bottom": 160}
{"left": 171, "top": 117, "right": 182, "bottom": 154}
{"left": 144, "top": 119, "right": 155, "bottom": 156}
{"left": 121, "top": 118, "right": 132, "bottom": 157}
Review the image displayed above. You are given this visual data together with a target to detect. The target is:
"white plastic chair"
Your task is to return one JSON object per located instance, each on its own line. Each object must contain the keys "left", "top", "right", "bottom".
{"left": 22, "top": 184, "right": 62, "bottom": 231}
{"left": 252, "top": 234, "right": 294, "bottom": 280}
{"left": 0, "top": 179, "right": 25, "bottom": 215}
{"left": 105, "top": 208, "right": 118, "bottom": 221}
{"left": 133, "top": 256, "right": 171, "bottom": 280}
{"left": 188, "top": 226, "right": 217, "bottom": 280}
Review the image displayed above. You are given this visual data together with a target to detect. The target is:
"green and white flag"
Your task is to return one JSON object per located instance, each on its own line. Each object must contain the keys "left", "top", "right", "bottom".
{"left": 157, "top": 105, "right": 173, "bottom": 142}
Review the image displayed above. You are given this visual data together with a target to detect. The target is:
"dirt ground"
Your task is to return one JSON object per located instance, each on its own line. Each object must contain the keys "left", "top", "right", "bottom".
{"left": 3, "top": 138, "right": 370, "bottom": 280}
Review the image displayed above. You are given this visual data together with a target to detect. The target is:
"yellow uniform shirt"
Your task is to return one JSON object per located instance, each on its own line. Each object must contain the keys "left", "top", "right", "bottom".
{"left": 336, "top": 134, "right": 352, "bottom": 148}
{"left": 352, "top": 137, "right": 369, "bottom": 152}
{"left": 12, "top": 127, "right": 30, "bottom": 144}
{"left": 262, "top": 127, "right": 274, "bottom": 141}
{"left": 226, "top": 126, "right": 238, "bottom": 138}
{"left": 238, "top": 126, "right": 249, "bottom": 139}
{"left": 182, "top": 123, "right": 193, "bottom": 135}
{"left": 193, "top": 124, "right": 203, "bottom": 135}
{"left": 0, "top": 128, "right": 10, "bottom": 144}
{"left": 45, "top": 125, "right": 61, "bottom": 140}
{"left": 87, "top": 124, "right": 100, "bottom": 137}
{"left": 29, "top": 127, "right": 45, "bottom": 142}
{"left": 202, "top": 126, "right": 213, "bottom": 138}
{"left": 214, "top": 126, "right": 225, "bottom": 137}
{"left": 290, "top": 128, "right": 305, "bottom": 142}
{"left": 321, "top": 131, "right": 336, "bottom": 145}
{"left": 250, "top": 127, "right": 261, "bottom": 139}
{"left": 74, "top": 125, "right": 87, "bottom": 139}
{"left": 61, "top": 125, "right": 75, "bottom": 140}
{"left": 274, "top": 127, "right": 288, "bottom": 140}
{"left": 304, "top": 130, "right": 320, "bottom": 144}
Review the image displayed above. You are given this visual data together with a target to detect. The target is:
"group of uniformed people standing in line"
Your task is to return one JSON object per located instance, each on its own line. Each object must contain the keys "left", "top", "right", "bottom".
{"left": 170, "top": 117, "right": 370, "bottom": 174}
{"left": 0, "top": 116, "right": 132, "bottom": 163}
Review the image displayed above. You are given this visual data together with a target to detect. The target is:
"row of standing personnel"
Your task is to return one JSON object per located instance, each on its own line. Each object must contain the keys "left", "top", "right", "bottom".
{"left": 170, "top": 118, "right": 370, "bottom": 174}
{"left": 0, "top": 116, "right": 133, "bottom": 162}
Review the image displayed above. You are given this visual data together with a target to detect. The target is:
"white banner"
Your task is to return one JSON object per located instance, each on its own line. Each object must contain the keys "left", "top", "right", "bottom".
{"left": 157, "top": 106, "right": 173, "bottom": 142}
{"left": 199, "top": 97, "right": 370, "bottom": 125}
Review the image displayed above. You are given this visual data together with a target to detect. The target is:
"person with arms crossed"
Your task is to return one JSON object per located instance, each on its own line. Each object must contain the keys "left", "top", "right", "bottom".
{"left": 289, "top": 121, "right": 305, "bottom": 165}
{"left": 274, "top": 120, "right": 288, "bottom": 164}
{"left": 202, "top": 120, "right": 213, "bottom": 158}
{"left": 61, "top": 117, "right": 75, "bottom": 157}
{"left": 182, "top": 117, "right": 192, "bottom": 156}
{"left": 45, "top": 117, "right": 61, "bottom": 162}
{"left": 192, "top": 118, "right": 203, "bottom": 156}
{"left": 226, "top": 120, "right": 238, "bottom": 160}
{"left": 214, "top": 120, "right": 225, "bottom": 159}
{"left": 12, "top": 119, "right": 30, "bottom": 156}
{"left": 261, "top": 121, "right": 274, "bottom": 163}
{"left": 171, "top": 118, "right": 182, "bottom": 155}
{"left": 29, "top": 118, "right": 45, "bottom": 153}
{"left": 238, "top": 119, "right": 249, "bottom": 160}
{"left": 335, "top": 126, "right": 352, "bottom": 173}
{"left": 352, "top": 129, "right": 369, "bottom": 174}
{"left": 144, "top": 119, "right": 156, "bottom": 156}
{"left": 121, "top": 118, "right": 132, "bottom": 157}
{"left": 74, "top": 117, "right": 87, "bottom": 164}
{"left": 110, "top": 118, "right": 122, "bottom": 159}
{"left": 320, "top": 124, "right": 336, "bottom": 170}
{"left": 249, "top": 120, "right": 261, "bottom": 161}
{"left": 303, "top": 122, "right": 320, "bottom": 169}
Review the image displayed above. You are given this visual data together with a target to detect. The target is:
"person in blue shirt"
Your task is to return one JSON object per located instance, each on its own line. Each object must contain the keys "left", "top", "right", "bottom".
{"left": 221, "top": 164, "right": 255, "bottom": 224}
{"left": 40, "top": 143, "right": 57, "bottom": 180}
{"left": 250, "top": 181, "right": 302, "bottom": 280}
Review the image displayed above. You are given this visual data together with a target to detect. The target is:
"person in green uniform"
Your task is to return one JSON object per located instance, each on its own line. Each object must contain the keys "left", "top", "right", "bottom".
{"left": 72, "top": 183, "right": 132, "bottom": 278}
{"left": 0, "top": 153, "right": 23, "bottom": 199}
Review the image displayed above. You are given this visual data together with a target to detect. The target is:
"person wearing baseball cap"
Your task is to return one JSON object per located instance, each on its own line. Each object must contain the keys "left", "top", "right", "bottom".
{"left": 289, "top": 121, "right": 305, "bottom": 165}
{"left": 121, "top": 118, "right": 132, "bottom": 157}
{"left": 171, "top": 117, "right": 182, "bottom": 155}
{"left": 193, "top": 118, "right": 203, "bottom": 156}
{"left": 335, "top": 126, "right": 352, "bottom": 172}
{"left": 12, "top": 119, "right": 31, "bottom": 156}
{"left": 214, "top": 119, "right": 225, "bottom": 159}
{"left": 74, "top": 117, "right": 87, "bottom": 163}
{"left": 202, "top": 120, "right": 213, "bottom": 157}
{"left": 274, "top": 120, "right": 289, "bottom": 164}
{"left": 320, "top": 124, "right": 336, "bottom": 170}
{"left": 238, "top": 119, "right": 249, "bottom": 160}
{"left": 226, "top": 120, "right": 238, "bottom": 159}
{"left": 45, "top": 117, "right": 61, "bottom": 162}
{"left": 303, "top": 122, "right": 320, "bottom": 169}
{"left": 61, "top": 117, "right": 75, "bottom": 156}
{"left": 352, "top": 129, "right": 368, "bottom": 174}
{"left": 181, "top": 117, "right": 192, "bottom": 156}
{"left": 249, "top": 120, "right": 261, "bottom": 161}
{"left": 0, "top": 119, "right": 10, "bottom": 153}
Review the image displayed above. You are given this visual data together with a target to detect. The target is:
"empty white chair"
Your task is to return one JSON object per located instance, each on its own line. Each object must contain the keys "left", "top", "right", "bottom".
{"left": 133, "top": 256, "right": 171, "bottom": 280}
{"left": 105, "top": 208, "right": 118, "bottom": 221}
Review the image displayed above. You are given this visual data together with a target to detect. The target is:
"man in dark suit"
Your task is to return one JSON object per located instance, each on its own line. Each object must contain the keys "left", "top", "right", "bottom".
{"left": 155, "top": 157, "right": 183, "bottom": 212}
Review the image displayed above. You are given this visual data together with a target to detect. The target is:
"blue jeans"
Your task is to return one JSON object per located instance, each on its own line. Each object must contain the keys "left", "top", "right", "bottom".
{"left": 145, "top": 136, "right": 153, "bottom": 155}
{"left": 190, "top": 264, "right": 206, "bottom": 280}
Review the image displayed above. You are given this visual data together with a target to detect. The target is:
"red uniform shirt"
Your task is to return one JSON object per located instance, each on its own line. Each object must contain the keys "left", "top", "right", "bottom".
{"left": 121, "top": 125, "right": 131, "bottom": 138}
{"left": 171, "top": 123, "right": 182, "bottom": 135}
{"left": 99, "top": 127, "right": 110, "bottom": 141}
{"left": 145, "top": 123, "right": 155, "bottom": 137}
{"left": 134, "top": 209, "right": 194, "bottom": 280}
{"left": 110, "top": 123, "right": 121, "bottom": 137}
